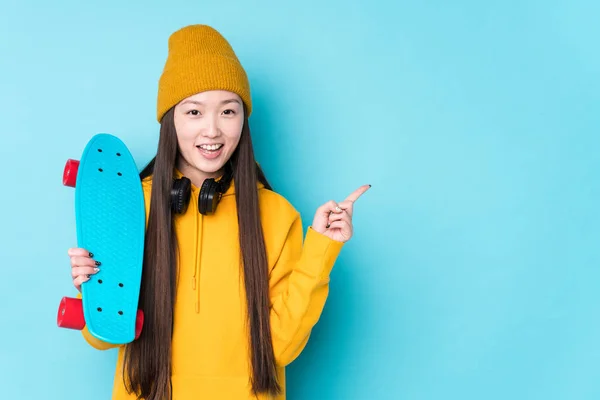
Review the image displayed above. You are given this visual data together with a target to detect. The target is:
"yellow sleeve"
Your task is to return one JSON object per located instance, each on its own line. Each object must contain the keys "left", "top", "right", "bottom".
{"left": 76, "top": 292, "right": 122, "bottom": 351}
{"left": 268, "top": 213, "right": 344, "bottom": 366}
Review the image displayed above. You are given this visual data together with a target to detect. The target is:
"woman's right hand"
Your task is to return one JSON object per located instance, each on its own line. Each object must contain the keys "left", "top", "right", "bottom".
{"left": 68, "top": 248, "right": 101, "bottom": 292}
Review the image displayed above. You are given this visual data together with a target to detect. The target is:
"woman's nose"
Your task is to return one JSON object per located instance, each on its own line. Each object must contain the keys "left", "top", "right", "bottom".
{"left": 202, "top": 118, "right": 220, "bottom": 138}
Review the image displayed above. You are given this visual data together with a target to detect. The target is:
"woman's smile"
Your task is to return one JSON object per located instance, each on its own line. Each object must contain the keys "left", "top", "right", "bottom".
{"left": 196, "top": 143, "right": 224, "bottom": 160}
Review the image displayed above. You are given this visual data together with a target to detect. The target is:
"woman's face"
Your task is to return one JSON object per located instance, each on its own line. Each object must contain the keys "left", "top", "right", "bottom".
{"left": 173, "top": 90, "right": 244, "bottom": 180}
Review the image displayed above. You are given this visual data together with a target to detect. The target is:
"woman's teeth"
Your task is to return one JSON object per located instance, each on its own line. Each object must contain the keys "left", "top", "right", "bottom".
{"left": 198, "top": 144, "right": 223, "bottom": 151}
{"left": 197, "top": 144, "right": 224, "bottom": 160}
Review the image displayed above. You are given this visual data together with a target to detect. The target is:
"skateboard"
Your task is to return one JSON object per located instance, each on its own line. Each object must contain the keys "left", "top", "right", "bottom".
{"left": 56, "top": 133, "right": 145, "bottom": 344}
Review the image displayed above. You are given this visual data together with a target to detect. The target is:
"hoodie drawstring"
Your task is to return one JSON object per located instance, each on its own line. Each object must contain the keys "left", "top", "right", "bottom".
{"left": 191, "top": 192, "right": 203, "bottom": 313}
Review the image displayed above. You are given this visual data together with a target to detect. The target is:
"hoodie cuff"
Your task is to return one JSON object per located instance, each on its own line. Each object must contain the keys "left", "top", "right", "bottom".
{"left": 302, "top": 227, "right": 345, "bottom": 281}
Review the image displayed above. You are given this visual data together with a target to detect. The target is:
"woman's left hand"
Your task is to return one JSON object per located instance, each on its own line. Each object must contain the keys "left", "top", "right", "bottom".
{"left": 311, "top": 184, "right": 371, "bottom": 243}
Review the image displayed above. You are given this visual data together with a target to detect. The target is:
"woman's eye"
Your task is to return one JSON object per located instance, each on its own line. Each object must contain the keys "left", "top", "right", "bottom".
{"left": 188, "top": 110, "right": 200, "bottom": 116}
{"left": 223, "top": 109, "right": 235, "bottom": 115}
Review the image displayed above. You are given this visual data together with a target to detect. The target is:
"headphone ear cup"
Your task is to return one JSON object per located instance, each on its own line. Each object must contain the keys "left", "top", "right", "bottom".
{"left": 171, "top": 177, "right": 191, "bottom": 214}
{"left": 198, "top": 178, "right": 218, "bottom": 215}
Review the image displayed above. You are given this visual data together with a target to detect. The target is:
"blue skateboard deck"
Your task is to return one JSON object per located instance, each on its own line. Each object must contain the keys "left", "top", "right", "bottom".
{"left": 72, "top": 133, "right": 145, "bottom": 344}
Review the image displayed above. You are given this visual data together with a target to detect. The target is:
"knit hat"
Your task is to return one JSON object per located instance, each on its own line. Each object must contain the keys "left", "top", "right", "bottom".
{"left": 156, "top": 24, "right": 252, "bottom": 123}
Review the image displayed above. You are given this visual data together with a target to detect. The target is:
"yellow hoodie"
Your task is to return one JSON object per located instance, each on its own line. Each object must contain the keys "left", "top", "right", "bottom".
{"left": 79, "top": 169, "right": 344, "bottom": 399}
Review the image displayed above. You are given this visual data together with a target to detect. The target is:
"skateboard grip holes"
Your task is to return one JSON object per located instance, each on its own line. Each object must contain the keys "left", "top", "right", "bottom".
{"left": 118, "top": 172, "right": 122, "bottom": 176}
{"left": 119, "top": 283, "right": 124, "bottom": 287}
{"left": 98, "top": 149, "right": 103, "bottom": 152}
{"left": 97, "top": 307, "right": 102, "bottom": 312}
{"left": 98, "top": 168, "right": 103, "bottom": 172}
{"left": 116, "top": 153, "right": 121, "bottom": 156}
{"left": 118, "top": 311, "right": 123, "bottom": 315}
{"left": 98, "top": 279, "right": 103, "bottom": 284}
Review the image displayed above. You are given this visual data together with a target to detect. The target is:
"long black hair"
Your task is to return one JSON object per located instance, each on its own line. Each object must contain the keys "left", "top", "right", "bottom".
{"left": 122, "top": 106, "right": 280, "bottom": 399}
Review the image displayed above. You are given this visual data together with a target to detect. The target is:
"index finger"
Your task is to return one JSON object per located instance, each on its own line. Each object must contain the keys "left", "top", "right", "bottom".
{"left": 344, "top": 184, "right": 371, "bottom": 203}
{"left": 68, "top": 247, "right": 93, "bottom": 257}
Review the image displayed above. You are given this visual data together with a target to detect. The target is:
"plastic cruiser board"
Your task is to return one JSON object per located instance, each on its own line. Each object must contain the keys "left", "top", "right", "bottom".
{"left": 57, "top": 133, "right": 145, "bottom": 344}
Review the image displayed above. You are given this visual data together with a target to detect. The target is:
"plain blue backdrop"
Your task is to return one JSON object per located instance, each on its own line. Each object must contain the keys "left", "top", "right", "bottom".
{"left": 1, "top": 0, "right": 599, "bottom": 399}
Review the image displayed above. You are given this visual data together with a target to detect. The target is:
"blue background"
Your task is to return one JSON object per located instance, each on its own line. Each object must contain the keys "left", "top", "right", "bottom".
{"left": 1, "top": 0, "right": 599, "bottom": 399}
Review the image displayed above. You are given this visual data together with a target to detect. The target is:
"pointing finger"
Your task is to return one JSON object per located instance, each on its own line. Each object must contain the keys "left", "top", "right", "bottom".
{"left": 344, "top": 184, "right": 371, "bottom": 203}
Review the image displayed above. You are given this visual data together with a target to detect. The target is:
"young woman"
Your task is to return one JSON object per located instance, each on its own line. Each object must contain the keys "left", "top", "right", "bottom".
{"left": 67, "top": 24, "right": 369, "bottom": 400}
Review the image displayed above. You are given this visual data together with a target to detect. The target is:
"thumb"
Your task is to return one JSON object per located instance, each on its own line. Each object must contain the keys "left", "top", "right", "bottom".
{"left": 312, "top": 200, "right": 343, "bottom": 232}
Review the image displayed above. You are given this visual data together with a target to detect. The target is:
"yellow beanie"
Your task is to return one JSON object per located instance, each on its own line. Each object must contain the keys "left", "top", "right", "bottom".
{"left": 156, "top": 24, "right": 252, "bottom": 123}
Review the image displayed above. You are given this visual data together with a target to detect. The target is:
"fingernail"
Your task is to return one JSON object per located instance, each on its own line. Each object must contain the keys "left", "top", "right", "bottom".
{"left": 95, "top": 261, "right": 101, "bottom": 266}
{"left": 89, "top": 252, "right": 94, "bottom": 257}
{"left": 86, "top": 274, "right": 91, "bottom": 279}
{"left": 326, "top": 223, "right": 330, "bottom": 228}
{"left": 94, "top": 268, "right": 99, "bottom": 273}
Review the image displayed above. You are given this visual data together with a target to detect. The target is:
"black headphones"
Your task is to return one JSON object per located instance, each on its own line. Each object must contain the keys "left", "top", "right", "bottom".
{"left": 171, "top": 163, "right": 234, "bottom": 215}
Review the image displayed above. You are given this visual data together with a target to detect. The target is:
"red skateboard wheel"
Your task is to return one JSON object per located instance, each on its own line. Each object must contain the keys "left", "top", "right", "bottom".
{"left": 63, "top": 159, "right": 80, "bottom": 187}
{"left": 135, "top": 310, "right": 144, "bottom": 340}
{"left": 57, "top": 296, "right": 85, "bottom": 330}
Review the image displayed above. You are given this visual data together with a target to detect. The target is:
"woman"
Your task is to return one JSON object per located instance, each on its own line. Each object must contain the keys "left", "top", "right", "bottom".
{"left": 67, "top": 24, "right": 369, "bottom": 400}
